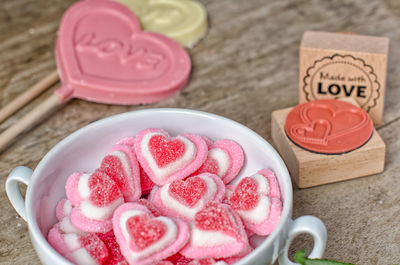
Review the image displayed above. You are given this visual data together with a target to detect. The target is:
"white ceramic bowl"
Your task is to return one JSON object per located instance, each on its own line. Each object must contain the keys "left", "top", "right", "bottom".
{"left": 6, "top": 108, "right": 326, "bottom": 265}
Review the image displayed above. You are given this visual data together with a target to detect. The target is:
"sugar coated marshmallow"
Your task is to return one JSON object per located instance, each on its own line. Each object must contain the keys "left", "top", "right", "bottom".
{"left": 134, "top": 128, "right": 208, "bottom": 185}
{"left": 49, "top": 128, "right": 283, "bottom": 264}
{"left": 112, "top": 203, "right": 190, "bottom": 265}
{"left": 48, "top": 228, "right": 109, "bottom": 265}
{"left": 99, "top": 143, "right": 141, "bottom": 202}
{"left": 194, "top": 139, "right": 244, "bottom": 184}
{"left": 115, "top": 137, "right": 155, "bottom": 195}
{"left": 54, "top": 199, "right": 84, "bottom": 235}
{"left": 97, "top": 231, "right": 129, "bottom": 265}
{"left": 150, "top": 173, "right": 226, "bottom": 221}
{"left": 180, "top": 202, "right": 249, "bottom": 259}
{"left": 228, "top": 169, "right": 282, "bottom": 236}
{"left": 66, "top": 171, "right": 124, "bottom": 233}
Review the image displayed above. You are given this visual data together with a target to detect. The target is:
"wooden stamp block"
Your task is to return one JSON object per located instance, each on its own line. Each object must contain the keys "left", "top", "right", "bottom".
{"left": 271, "top": 98, "right": 385, "bottom": 188}
{"left": 299, "top": 31, "right": 389, "bottom": 124}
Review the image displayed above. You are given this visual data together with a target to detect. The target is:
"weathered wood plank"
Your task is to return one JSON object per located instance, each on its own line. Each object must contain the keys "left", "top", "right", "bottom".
{"left": 1, "top": 0, "right": 400, "bottom": 264}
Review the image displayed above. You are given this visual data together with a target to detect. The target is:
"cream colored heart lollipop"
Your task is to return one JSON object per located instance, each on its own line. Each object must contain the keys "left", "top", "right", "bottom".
{"left": 115, "top": 0, "right": 208, "bottom": 48}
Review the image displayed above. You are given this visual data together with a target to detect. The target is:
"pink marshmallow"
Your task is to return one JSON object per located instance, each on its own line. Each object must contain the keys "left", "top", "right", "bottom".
{"left": 97, "top": 231, "right": 128, "bottom": 265}
{"left": 48, "top": 227, "right": 109, "bottom": 265}
{"left": 134, "top": 128, "right": 208, "bottom": 185}
{"left": 137, "top": 198, "right": 161, "bottom": 217}
{"left": 180, "top": 202, "right": 249, "bottom": 259}
{"left": 115, "top": 136, "right": 155, "bottom": 195}
{"left": 66, "top": 171, "right": 124, "bottom": 233}
{"left": 165, "top": 252, "right": 192, "bottom": 264}
{"left": 112, "top": 203, "right": 190, "bottom": 265}
{"left": 150, "top": 173, "right": 225, "bottom": 222}
{"left": 56, "top": 199, "right": 73, "bottom": 221}
{"left": 140, "top": 166, "right": 155, "bottom": 195}
{"left": 116, "top": 137, "right": 135, "bottom": 146}
{"left": 194, "top": 139, "right": 244, "bottom": 184}
{"left": 228, "top": 169, "right": 282, "bottom": 236}
{"left": 48, "top": 226, "right": 72, "bottom": 257}
{"left": 54, "top": 199, "right": 84, "bottom": 235}
{"left": 99, "top": 143, "right": 142, "bottom": 202}
{"left": 65, "top": 172, "right": 85, "bottom": 206}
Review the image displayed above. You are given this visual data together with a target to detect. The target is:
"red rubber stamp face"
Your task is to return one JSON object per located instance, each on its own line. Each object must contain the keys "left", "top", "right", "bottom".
{"left": 285, "top": 99, "right": 373, "bottom": 154}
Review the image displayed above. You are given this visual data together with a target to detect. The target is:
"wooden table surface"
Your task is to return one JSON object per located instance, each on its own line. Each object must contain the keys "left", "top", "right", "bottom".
{"left": 1, "top": 0, "right": 400, "bottom": 264}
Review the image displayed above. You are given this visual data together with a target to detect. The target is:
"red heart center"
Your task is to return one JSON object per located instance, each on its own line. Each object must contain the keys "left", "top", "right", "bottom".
{"left": 88, "top": 171, "right": 122, "bottom": 207}
{"left": 97, "top": 231, "right": 126, "bottom": 264}
{"left": 126, "top": 214, "right": 167, "bottom": 250}
{"left": 229, "top": 177, "right": 259, "bottom": 211}
{"left": 149, "top": 135, "right": 186, "bottom": 167}
{"left": 195, "top": 203, "right": 237, "bottom": 236}
{"left": 195, "top": 157, "right": 219, "bottom": 175}
{"left": 79, "top": 234, "right": 109, "bottom": 264}
{"left": 169, "top": 177, "right": 207, "bottom": 207}
{"left": 99, "top": 155, "right": 129, "bottom": 192}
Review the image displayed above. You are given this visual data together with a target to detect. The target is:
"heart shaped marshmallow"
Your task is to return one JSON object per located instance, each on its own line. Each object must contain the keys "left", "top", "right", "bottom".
{"left": 180, "top": 202, "right": 249, "bottom": 259}
{"left": 115, "top": 137, "right": 155, "bottom": 195}
{"left": 97, "top": 230, "right": 129, "bottom": 265}
{"left": 134, "top": 129, "right": 208, "bottom": 185}
{"left": 48, "top": 228, "right": 109, "bottom": 265}
{"left": 151, "top": 173, "right": 225, "bottom": 221}
{"left": 113, "top": 203, "right": 189, "bottom": 265}
{"left": 55, "top": 199, "right": 84, "bottom": 235}
{"left": 99, "top": 143, "right": 141, "bottom": 202}
{"left": 194, "top": 139, "right": 244, "bottom": 184}
{"left": 66, "top": 171, "right": 124, "bottom": 233}
{"left": 228, "top": 169, "right": 282, "bottom": 236}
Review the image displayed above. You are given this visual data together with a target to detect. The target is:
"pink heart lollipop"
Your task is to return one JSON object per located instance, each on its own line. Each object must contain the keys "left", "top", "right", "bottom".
{"left": 0, "top": 0, "right": 191, "bottom": 152}
{"left": 55, "top": 0, "right": 191, "bottom": 104}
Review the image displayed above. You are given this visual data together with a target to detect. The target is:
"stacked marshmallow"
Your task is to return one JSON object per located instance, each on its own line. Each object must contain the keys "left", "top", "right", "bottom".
{"left": 48, "top": 128, "right": 282, "bottom": 265}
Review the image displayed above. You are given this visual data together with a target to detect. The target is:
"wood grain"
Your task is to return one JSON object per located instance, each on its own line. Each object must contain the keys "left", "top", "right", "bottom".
{"left": 1, "top": 0, "right": 400, "bottom": 264}
{"left": 299, "top": 31, "right": 389, "bottom": 124}
{"left": 271, "top": 104, "right": 385, "bottom": 188}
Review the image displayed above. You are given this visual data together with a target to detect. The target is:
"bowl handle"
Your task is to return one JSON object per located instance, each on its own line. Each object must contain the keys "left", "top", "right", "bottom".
{"left": 278, "top": 215, "right": 327, "bottom": 265}
{"left": 6, "top": 166, "right": 33, "bottom": 222}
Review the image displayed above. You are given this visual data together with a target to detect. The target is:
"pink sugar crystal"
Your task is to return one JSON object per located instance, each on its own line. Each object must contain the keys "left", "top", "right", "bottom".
{"left": 169, "top": 177, "right": 207, "bottom": 207}
{"left": 195, "top": 202, "right": 237, "bottom": 237}
{"left": 97, "top": 231, "right": 128, "bottom": 265}
{"left": 79, "top": 233, "right": 109, "bottom": 264}
{"left": 149, "top": 135, "right": 186, "bottom": 167}
{"left": 99, "top": 155, "right": 130, "bottom": 193}
{"left": 126, "top": 214, "right": 167, "bottom": 250}
{"left": 229, "top": 177, "right": 259, "bottom": 211}
{"left": 195, "top": 157, "right": 219, "bottom": 175}
{"left": 89, "top": 171, "right": 122, "bottom": 207}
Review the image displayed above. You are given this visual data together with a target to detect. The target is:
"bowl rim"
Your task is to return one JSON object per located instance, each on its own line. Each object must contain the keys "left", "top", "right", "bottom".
{"left": 25, "top": 108, "right": 293, "bottom": 264}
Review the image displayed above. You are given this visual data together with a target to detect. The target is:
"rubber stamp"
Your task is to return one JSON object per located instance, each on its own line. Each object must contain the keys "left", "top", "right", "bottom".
{"left": 299, "top": 31, "right": 389, "bottom": 124}
{"left": 271, "top": 97, "right": 385, "bottom": 188}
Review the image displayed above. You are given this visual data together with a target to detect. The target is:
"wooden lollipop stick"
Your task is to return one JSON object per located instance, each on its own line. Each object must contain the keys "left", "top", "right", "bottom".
{"left": 0, "top": 70, "right": 59, "bottom": 124}
{"left": 0, "top": 93, "right": 62, "bottom": 152}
